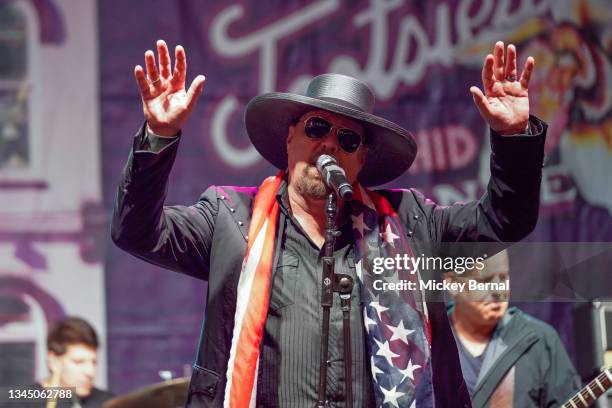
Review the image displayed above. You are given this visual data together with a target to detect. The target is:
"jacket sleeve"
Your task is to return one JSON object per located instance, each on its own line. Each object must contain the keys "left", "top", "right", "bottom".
{"left": 110, "top": 122, "right": 218, "bottom": 281}
{"left": 416, "top": 115, "right": 546, "bottom": 245}
{"left": 541, "top": 327, "right": 582, "bottom": 407}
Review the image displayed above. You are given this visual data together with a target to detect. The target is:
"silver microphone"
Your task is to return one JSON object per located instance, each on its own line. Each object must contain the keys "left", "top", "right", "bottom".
{"left": 315, "top": 154, "right": 354, "bottom": 200}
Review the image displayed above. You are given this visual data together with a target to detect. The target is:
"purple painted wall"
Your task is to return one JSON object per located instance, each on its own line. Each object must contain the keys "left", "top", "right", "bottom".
{"left": 99, "top": 0, "right": 612, "bottom": 392}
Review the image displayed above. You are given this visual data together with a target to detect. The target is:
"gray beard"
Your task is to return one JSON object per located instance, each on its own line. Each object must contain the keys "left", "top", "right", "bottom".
{"left": 294, "top": 165, "right": 329, "bottom": 199}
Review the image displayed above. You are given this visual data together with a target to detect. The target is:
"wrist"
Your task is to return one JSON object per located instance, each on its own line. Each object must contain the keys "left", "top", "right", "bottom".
{"left": 146, "top": 122, "right": 180, "bottom": 137}
{"left": 494, "top": 122, "right": 530, "bottom": 136}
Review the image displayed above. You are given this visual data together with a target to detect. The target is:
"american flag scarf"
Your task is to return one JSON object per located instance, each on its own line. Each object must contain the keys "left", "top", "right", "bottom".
{"left": 224, "top": 172, "right": 434, "bottom": 407}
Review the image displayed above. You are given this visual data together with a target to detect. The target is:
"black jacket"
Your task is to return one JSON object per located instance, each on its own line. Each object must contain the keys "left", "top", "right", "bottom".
{"left": 111, "top": 117, "right": 546, "bottom": 407}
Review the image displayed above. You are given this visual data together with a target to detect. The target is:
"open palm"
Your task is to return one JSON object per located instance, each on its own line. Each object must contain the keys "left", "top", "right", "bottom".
{"left": 470, "top": 42, "right": 534, "bottom": 135}
{"left": 134, "top": 40, "right": 205, "bottom": 136}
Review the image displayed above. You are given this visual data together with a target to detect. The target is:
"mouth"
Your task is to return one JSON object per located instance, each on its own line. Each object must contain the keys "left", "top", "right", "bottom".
{"left": 310, "top": 152, "right": 339, "bottom": 165}
{"left": 308, "top": 157, "right": 320, "bottom": 167}
{"left": 487, "top": 302, "right": 504, "bottom": 312}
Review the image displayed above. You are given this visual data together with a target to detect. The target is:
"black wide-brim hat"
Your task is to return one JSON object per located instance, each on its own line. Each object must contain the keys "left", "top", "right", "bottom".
{"left": 245, "top": 73, "right": 417, "bottom": 187}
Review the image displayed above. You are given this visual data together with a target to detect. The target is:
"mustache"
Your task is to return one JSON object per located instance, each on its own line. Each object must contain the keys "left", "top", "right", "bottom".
{"left": 308, "top": 151, "right": 338, "bottom": 166}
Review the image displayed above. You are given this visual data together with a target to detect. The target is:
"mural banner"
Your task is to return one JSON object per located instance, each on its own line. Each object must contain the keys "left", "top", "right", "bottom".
{"left": 0, "top": 0, "right": 107, "bottom": 388}
{"left": 99, "top": 0, "right": 612, "bottom": 392}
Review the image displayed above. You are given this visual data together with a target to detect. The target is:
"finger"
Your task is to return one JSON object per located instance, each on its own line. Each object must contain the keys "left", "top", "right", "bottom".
{"left": 470, "top": 86, "right": 489, "bottom": 114}
{"left": 504, "top": 44, "right": 517, "bottom": 81}
{"left": 170, "top": 45, "right": 187, "bottom": 88}
{"left": 185, "top": 75, "right": 206, "bottom": 111}
{"left": 482, "top": 54, "right": 495, "bottom": 92}
{"left": 157, "top": 39, "right": 172, "bottom": 79}
{"left": 144, "top": 50, "right": 161, "bottom": 87}
{"left": 493, "top": 41, "right": 505, "bottom": 81}
{"left": 519, "top": 56, "right": 535, "bottom": 89}
{"left": 134, "top": 65, "right": 152, "bottom": 98}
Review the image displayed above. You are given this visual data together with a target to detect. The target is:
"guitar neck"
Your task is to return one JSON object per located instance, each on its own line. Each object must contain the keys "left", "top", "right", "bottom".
{"left": 562, "top": 368, "right": 612, "bottom": 408}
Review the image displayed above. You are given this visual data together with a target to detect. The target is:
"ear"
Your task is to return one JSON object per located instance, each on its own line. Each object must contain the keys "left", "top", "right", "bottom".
{"left": 286, "top": 124, "right": 295, "bottom": 145}
{"left": 47, "top": 352, "right": 60, "bottom": 374}
{"left": 358, "top": 146, "right": 368, "bottom": 167}
{"left": 444, "top": 273, "right": 459, "bottom": 298}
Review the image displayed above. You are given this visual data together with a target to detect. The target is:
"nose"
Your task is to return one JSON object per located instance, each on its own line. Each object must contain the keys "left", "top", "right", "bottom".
{"left": 83, "top": 361, "right": 96, "bottom": 378}
{"left": 319, "top": 129, "right": 340, "bottom": 153}
{"left": 490, "top": 291, "right": 503, "bottom": 302}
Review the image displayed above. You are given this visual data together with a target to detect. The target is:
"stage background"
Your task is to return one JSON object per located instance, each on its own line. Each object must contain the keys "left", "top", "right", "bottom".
{"left": 1, "top": 0, "right": 611, "bottom": 395}
{"left": 0, "top": 0, "right": 107, "bottom": 389}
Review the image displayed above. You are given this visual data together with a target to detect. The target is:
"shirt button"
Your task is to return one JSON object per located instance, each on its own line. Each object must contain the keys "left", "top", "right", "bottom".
{"left": 413, "top": 214, "right": 420, "bottom": 220}
{"left": 238, "top": 221, "right": 244, "bottom": 226}
{"left": 230, "top": 208, "right": 235, "bottom": 213}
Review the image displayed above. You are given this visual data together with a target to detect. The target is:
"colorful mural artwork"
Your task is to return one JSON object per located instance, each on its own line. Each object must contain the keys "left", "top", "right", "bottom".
{"left": 102, "top": 0, "right": 612, "bottom": 228}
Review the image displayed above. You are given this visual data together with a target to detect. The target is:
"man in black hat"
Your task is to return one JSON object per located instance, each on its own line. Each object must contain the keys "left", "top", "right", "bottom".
{"left": 112, "top": 39, "right": 546, "bottom": 408}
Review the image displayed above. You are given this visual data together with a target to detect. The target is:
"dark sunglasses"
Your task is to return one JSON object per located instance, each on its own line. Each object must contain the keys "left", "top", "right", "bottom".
{"left": 300, "top": 116, "right": 364, "bottom": 153}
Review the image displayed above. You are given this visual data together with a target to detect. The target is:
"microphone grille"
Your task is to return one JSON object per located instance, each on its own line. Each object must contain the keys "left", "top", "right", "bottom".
{"left": 316, "top": 154, "right": 336, "bottom": 173}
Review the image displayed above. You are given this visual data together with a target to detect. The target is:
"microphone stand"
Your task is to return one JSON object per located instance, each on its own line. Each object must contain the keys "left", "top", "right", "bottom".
{"left": 316, "top": 192, "right": 354, "bottom": 408}
{"left": 338, "top": 274, "right": 354, "bottom": 408}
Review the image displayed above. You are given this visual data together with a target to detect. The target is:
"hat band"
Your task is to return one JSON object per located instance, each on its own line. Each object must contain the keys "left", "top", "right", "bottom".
{"left": 314, "top": 96, "right": 367, "bottom": 113}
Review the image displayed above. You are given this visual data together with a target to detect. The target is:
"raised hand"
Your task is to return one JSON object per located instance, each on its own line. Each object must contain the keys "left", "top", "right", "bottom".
{"left": 134, "top": 40, "right": 206, "bottom": 136}
{"left": 470, "top": 41, "right": 534, "bottom": 135}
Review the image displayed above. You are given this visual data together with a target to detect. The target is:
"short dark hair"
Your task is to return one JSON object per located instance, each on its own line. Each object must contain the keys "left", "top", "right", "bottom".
{"left": 47, "top": 317, "right": 98, "bottom": 355}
